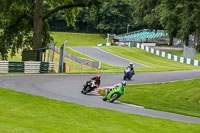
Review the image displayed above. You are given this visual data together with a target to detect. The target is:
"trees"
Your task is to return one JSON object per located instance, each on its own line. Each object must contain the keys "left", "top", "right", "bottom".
{"left": 1, "top": 0, "right": 200, "bottom": 60}
{"left": 76, "top": 0, "right": 133, "bottom": 34}
{"left": 156, "top": 0, "right": 179, "bottom": 46}
{"left": 157, "top": 0, "right": 200, "bottom": 46}
{"left": 76, "top": 6, "right": 99, "bottom": 32}
{"left": 177, "top": 0, "right": 200, "bottom": 46}
{"left": 133, "top": 0, "right": 200, "bottom": 46}
{"left": 97, "top": 0, "right": 133, "bottom": 34}
{"left": 0, "top": 0, "right": 103, "bottom": 60}
{"left": 132, "top": 0, "right": 162, "bottom": 30}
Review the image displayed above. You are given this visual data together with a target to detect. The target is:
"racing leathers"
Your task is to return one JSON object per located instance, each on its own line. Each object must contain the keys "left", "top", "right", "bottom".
{"left": 106, "top": 83, "right": 125, "bottom": 95}
{"left": 127, "top": 65, "right": 135, "bottom": 75}
{"left": 90, "top": 76, "right": 101, "bottom": 88}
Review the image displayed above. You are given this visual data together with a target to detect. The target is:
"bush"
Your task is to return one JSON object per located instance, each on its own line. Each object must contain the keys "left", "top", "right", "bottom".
{"left": 196, "top": 42, "right": 200, "bottom": 52}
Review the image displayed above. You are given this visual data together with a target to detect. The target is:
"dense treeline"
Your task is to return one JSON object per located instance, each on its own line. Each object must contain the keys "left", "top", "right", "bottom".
{"left": 48, "top": 0, "right": 135, "bottom": 34}
{"left": 0, "top": 0, "right": 200, "bottom": 59}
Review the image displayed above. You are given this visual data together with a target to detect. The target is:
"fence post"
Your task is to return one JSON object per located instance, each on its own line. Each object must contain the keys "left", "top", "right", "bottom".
{"left": 59, "top": 40, "right": 68, "bottom": 73}
{"left": 98, "top": 62, "right": 101, "bottom": 70}
{"left": 80, "top": 63, "right": 82, "bottom": 72}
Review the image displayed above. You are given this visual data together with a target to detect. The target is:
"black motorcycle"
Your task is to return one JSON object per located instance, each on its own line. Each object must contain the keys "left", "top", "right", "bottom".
{"left": 81, "top": 80, "right": 96, "bottom": 94}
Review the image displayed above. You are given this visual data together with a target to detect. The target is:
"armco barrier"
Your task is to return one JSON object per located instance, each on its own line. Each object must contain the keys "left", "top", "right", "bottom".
{"left": 49, "top": 62, "right": 55, "bottom": 72}
{"left": 24, "top": 61, "right": 40, "bottom": 73}
{"left": 132, "top": 43, "right": 200, "bottom": 66}
{"left": 9, "top": 61, "right": 24, "bottom": 73}
{"left": 0, "top": 61, "right": 54, "bottom": 73}
{"left": 40, "top": 62, "right": 49, "bottom": 73}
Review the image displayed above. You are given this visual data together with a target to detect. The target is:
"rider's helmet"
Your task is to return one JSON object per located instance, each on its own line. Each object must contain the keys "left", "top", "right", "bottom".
{"left": 121, "top": 81, "right": 126, "bottom": 86}
{"left": 129, "top": 62, "right": 133, "bottom": 67}
{"left": 97, "top": 75, "right": 101, "bottom": 79}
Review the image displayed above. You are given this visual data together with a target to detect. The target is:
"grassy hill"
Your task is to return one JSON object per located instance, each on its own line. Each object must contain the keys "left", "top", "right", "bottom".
{"left": 118, "top": 78, "right": 200, "bottom": 118}
{"left": 99, "top": 78, "right": 200, "bottom": 118}
{"left": 51, "top": 32, "right": 106, "bottom": 47}
{"left": 101, "top": 47, "right": 200, "bottom": 72}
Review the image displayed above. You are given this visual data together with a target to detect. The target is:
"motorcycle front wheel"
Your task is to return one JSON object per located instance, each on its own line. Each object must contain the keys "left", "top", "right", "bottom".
{"left": 123, "top": 75, "right": 127, "bottom": 80}
{"left": 103, "top": 96, "right": 107, "bottom": 101}
{"left": 81, "top": 86, "right": 91, "bottom": 94}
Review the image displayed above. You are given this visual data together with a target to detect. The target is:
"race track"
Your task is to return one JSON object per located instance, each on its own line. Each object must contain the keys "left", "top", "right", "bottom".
{"left": 0, "top": 70, "right": 200, "bottom": 124}
{"left": 68, "top": 46, "right": 149, "bottom": 68}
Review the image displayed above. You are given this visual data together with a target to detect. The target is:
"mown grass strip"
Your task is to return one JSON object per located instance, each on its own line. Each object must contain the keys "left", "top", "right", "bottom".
{"left": 118, "top": 79, "right": 200, "bottom": 118}
{"left": 0, "top": 87, "right": 200, "bottom": 133}
{"left": 51, "top": 32, "right": 106, "bottom": 47}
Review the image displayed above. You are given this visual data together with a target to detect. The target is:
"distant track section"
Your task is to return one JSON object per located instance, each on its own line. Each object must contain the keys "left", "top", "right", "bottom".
{"left": 68, "top": 46, "right": 149, "bottom": 68}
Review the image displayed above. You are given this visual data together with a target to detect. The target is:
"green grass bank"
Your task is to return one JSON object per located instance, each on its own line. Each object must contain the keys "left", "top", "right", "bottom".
{"left": 101, "top": 47, "right": 200, "bottom": 72}
{"left": 117, "top": 79, "right": 200, "bottom": 118}
{"left": 51, "top": 32, "right": 106, "bottom": 47}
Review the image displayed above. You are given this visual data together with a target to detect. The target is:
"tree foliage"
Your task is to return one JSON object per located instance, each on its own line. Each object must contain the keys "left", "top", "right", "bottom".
{"left": 133, "top": 0, "right": 200, "bottom": 46}
{"left": 76, "top": 0, "right": 133, "bottom": 34}
{"left": 1, "top": 0, "right": 200, "bottom": 60}
{"left": 132, "top": 0, "right": 161, "bottom": 29}
{"left": 0, "top": 0, "right": 104, "bottom": 60}
{"left": 97, "top": 0, "right": 133, "bottom": 34}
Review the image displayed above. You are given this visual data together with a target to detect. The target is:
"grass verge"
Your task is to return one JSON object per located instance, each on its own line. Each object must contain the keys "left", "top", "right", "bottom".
{"left": 0, "top": 87, "right": 200, "bottom": 132}
{"left": 114, "top": 79, "right": 200, "bottom": 118}
{"left": 101, "top": 47, "right": 200, "bottom": 72}
{"left": 167, "top": 50, "right": 200, "bottom": 60}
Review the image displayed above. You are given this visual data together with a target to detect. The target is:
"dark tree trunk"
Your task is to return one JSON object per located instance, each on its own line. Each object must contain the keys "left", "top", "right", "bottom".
{"left": 194, "top": 32, "right": 199, "bottom": 45}
{"left": 33, "top": 0, "right": 43, "bottom": 49}
{"left": 169, "top": 32, "right": 174, "bottom": 46}
{"left": 184, "top": 34, "right": 189, "bottom": 46}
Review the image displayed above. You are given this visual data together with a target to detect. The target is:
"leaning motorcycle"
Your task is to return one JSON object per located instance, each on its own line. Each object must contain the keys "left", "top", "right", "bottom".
{"left": 81, "top": 80, "right": 96, "bottom": 94}
{"left": 103, "top": 85, "right": 125, "bottom": 103}
{"left": 123, "top": 67, "right": 133, "bottom": 80}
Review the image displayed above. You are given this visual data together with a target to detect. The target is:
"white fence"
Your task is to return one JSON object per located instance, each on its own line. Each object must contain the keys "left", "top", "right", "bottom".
{"left": 24, "top": 61, "right": 41, "bottom": 73}
{"left": 0, "top": 61, "right": 8, "bottom": 73}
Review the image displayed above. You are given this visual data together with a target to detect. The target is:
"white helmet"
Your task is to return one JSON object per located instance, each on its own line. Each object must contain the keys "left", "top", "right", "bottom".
{"left": 121, "top": 81, "right": 126, "bottom": 86}
{"left": 129, "top": 62, "right": 133, "bottom": 66}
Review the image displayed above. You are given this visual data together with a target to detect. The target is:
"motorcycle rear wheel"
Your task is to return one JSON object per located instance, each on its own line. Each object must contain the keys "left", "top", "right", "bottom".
{"left": 110, "top": 93, "right": 119, "bottom": 103}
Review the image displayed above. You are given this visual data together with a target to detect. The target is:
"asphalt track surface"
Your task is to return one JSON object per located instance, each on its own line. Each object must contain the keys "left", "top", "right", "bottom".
{"left": 0, "top": 70, "right": 200, "bottom": 124}
{"left": 68, "top": 46, "right": 149, "bottom": 68}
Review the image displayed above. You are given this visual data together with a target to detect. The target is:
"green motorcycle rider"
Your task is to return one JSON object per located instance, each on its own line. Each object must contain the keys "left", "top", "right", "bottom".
{"left": 103, "top": 81, "right": 126, "bottom": 103}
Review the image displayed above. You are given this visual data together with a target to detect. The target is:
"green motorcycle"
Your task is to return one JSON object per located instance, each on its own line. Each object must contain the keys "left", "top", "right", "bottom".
{"left": 103, "top": 85, "right": 125, "bottom": 103}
